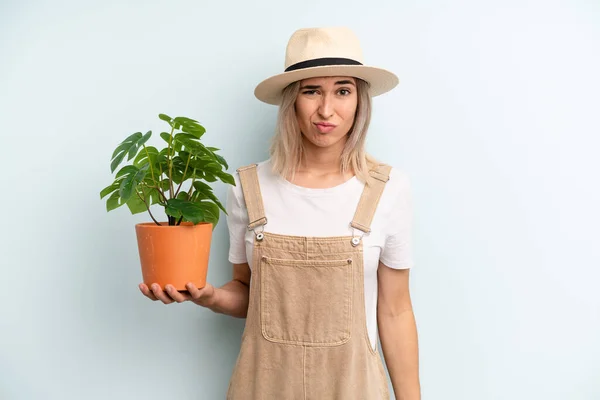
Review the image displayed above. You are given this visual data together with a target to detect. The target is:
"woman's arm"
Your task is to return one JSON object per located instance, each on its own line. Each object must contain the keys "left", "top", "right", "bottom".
{"left": 140, "top": 262, "right": 251, "bottom": 318}
{"left": 207, "top": 262, "right": 251, "bottom": 318}
{"left": 377, "top": 262, "right": 421, "bottom": 400}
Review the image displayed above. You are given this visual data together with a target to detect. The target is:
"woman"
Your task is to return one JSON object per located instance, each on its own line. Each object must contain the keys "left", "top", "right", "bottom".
{"left": 140, "top": 26, "right": 420, "bottom": 399}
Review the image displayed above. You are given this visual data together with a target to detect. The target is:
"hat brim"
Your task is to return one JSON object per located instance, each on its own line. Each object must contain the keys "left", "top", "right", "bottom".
{"left": 254, "top": 65, "right": 399, "bottom": 105}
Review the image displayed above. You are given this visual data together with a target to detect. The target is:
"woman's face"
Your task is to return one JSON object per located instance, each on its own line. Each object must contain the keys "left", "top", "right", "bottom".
{"left": 295, "top": 76, "right": 358, "bottom": 150}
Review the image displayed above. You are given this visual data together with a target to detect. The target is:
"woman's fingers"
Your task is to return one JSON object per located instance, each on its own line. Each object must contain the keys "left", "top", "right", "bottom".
{"left": 186, "top": 282, "right": 215, "bottom": 306}
{"left": 164, "top": 284, "right": 192, "bottom": 303}
{"left": 139, "top": 283, "right": 158, "bottom": 301}
{"left": 140, "top": 282, "right": 211, "bottom": 305}
{"left": 150, "top": 283, "right": 175, "bottom": 304}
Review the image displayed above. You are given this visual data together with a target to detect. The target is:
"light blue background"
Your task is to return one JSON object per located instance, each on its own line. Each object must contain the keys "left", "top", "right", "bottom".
{"left": 1, "top": 0, "right": 599, "bottom": 399}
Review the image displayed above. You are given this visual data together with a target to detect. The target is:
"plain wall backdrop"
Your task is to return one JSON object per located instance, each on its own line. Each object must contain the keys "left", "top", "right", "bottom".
{"left": 1, "top": 0, "right": 599, "bottom": 399}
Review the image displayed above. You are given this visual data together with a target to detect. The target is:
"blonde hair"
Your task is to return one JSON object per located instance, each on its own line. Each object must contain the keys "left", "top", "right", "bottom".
{"left": 268, "top": 78, "right": 380, "bottom": 184}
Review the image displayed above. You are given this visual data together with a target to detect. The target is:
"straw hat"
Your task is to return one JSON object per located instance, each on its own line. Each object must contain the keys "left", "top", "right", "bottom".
{"left": 254, "top": 27, "right": 399, "bottom": 105}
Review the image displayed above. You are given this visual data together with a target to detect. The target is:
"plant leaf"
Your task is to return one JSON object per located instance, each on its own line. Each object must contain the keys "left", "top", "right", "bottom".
{"left": 203, "top": 171, "right": 217, "bottom": 182}
{"left": 160, "top": 132, "right": 172, "bottom": 145}
{"left": 133, "top": 146, "right": 158, "bottom": 167}
{"left": 192, "top": 180, "right": 213, "bottom": 193}
{"left": 106, "top": 191, "right": 125, "bottom": 211}
{"left": 215, "top": 170, "right": 235, "bottom": 186}
{"left": 115, "top": 165, "right": 139, "bottom": 180}
{"left": 158, "top": 114, "right": 172, "bottom": 124}
{"left": 193, "top": 181, "right": 226, "bottom": 213}
{"left": 110, "top": 132, "right": 142, "bottom": 173}
{"left": 119, "top": 164, "right": 148, "bottom": 201}
{"left": 100, "top": 182, "right": 120, "bottom": 199}
{"left": 198, "top": 201, "right": 219, "bottom": 227}
{"left": 138, "top": 130, "right": 152, "bottom": 147}
{"left": 212, "top": 152, "right": 229, "bottom": 169}
{"left": 165, "top": 198, "right": 205, "bottom": 224}
{"left": 126, "top": 185, "right": 158, "bottom": 214}
{"left": 181, "top": 121, "right": 206, "bottom": 139}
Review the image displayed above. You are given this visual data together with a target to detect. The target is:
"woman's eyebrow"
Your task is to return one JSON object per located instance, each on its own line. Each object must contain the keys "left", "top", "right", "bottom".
{"left": 300, "top": 85, "right": 321, "bottom": 90}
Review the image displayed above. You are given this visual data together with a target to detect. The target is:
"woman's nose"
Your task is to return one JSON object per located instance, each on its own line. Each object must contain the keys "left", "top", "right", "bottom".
{"left": 318, "top": 95, "right": 334, "bottom": 119}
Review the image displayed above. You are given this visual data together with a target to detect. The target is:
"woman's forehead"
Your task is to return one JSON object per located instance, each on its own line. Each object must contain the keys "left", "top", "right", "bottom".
{"left": 299, "top": 76, "right": 356, "bottom": 85}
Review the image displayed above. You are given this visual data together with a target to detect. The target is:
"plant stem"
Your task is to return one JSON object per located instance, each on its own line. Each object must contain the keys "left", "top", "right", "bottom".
{"left": 136, "top": 190, "right": 160, "bottom": 226}
{"left": 167, "top": 125, "right": 176, "bottom": 199}
{"left": 143, "top": 144, "right": 161, "bottom": 193}
{"left": 144, "top": 183, "right": 168, "bottom": 204}
{"left": 186, "top": 168, "right": 197, "bottom": 201}
{"left": 175, "top": 152, "right": 192, "bottom": 198}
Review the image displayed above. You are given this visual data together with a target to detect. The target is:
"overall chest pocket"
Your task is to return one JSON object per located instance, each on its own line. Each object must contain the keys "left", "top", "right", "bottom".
{"left": 259, "top": 256, "right": 353, "bottom": 346}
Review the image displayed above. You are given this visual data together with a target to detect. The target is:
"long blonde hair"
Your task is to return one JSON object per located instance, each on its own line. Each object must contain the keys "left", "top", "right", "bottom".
{"left": 268, "top": 78, "right": 380, "bottom": 184}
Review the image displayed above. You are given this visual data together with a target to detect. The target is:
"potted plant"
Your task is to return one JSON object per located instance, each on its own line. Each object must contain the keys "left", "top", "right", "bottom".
{"left": 100, "top": 113, "right": 235, "bottom": 291}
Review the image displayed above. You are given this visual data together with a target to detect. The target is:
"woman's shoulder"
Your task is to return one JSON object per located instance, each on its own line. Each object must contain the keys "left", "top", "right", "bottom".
{"left": 228, "top": 159, "right": 273, "bottom": 193}
{"left": 374, "top": 163, "right": 411, "bottom": 195}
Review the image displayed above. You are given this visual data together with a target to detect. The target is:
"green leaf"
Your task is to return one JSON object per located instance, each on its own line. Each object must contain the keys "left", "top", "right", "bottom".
{"left": 115, "top": 165, "right": 139, "bottom": 180}
{"left": 110, "top": 132, "right": 142, "bottom": 173}
{"left": 181, "top": 121, "right": 206, "bottom": 139}
{"left": 106, "top": 191, "right": 125, "bottom": 211}
{"left": 126, "top": 130, "right": 151, "bottom": 161}
{"left": 138, "top": 130, "right": 152, "bottom": 147}
{"left": 157, "top": 148, "right": 170, "bottom": 166}
{"left": 159, "top": 179, "right": 170, "bottom": 191}
{"left": 158, "top": 114, "right": 172, "bottom": 123}
{"left": 125, "top": 191, "right": 147, "bottom": 214}
{"left": 198, "top": 201, "right": 220, "bottom": 227}
{"left": 165, "top": 198, "right": 205, "bottom": 224}
{"left": 192, "top": 180, "right": 213, "bottom": 193}
{"left": 173, "top": 116, "right": 199, "bottom": 124}
{"left": 172, "top": 116, "right": 201, "bottom": 132}
{"left": 193, "top": 181, "right": 226, "bottom": 213}
{"left": 160, "top": 132, "right": 173, "bottom": 145}
{"left": 100, "top": 182, "right": 120, "bottom": 199}
{"left": 174, "top": 138, "right": 183, "bottom": 153}
{"left": 118, "top": 164, "right": 148, "bottom": 201}
{"left": 215, "top": 170, "right": 235, "bottom": 186}
{"left": 212, "top": 152, "right": 229, "bottom": 169}
{"left": 133, "top": 146, "right": 158, "bottom": 167}
{"left": 203, "top": 171, "right": 217, "bottom": 182}
{"left": 173, "top": 133, "right": 210, "bottom": 154}
{"left": 207, "top": 147, "right": 220, "bottom": 151}
{"left": 203, "top": 162, "right": 223, "bottom": 173}
{"left": 126, "top": 185, "right": 159, "bottom": 214}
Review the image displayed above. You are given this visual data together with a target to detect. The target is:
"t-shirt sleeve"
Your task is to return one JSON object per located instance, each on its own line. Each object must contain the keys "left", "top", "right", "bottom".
{"left": 379, "top": 171, "right": 415, "bottom": 269}
{"left": 226, "top": 178, "right": 249, "bottom": 264}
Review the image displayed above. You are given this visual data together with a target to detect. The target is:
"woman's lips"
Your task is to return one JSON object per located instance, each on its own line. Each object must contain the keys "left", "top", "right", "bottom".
{"left": 314, "top": 122, "right": 336, "bottom": 133}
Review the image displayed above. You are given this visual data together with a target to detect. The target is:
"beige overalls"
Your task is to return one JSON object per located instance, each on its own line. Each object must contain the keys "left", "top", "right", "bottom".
{"left": 226, "top": 163, "right": 393, "bottom": 400}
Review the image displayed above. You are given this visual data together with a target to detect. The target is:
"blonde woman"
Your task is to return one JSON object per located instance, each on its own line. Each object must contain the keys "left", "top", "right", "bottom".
{"left": 140, "top": 27, "right": 420, "bottom": 399}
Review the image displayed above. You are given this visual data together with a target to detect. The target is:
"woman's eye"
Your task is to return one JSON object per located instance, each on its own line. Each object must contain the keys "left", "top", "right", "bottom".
{"left": 339, "top": 89, "right": 351, "bottom": 96}
{"left": 303, "top": 90, "right": 318, "bottom": 95}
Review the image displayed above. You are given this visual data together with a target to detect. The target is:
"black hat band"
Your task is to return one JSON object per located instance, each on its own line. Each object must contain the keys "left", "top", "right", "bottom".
{"left": 285, "top": 57, "right": 363, "bottom": 72}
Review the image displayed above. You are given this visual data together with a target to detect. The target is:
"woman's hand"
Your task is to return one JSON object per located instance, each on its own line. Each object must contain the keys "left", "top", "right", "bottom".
{"left": 139, "top": 282, "right": 216, "bottom": 307}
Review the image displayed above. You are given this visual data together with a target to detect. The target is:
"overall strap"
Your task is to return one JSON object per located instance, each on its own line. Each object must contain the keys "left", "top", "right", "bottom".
{"left": 236, "top": 164, "right": 267, "bottom": 230}
{"left": 350, "top": 164, "right": 393, "bottom": 234}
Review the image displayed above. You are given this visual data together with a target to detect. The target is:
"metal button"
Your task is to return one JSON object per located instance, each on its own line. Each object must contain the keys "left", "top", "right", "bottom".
{"left": 256, "top": 232, "right": 264, "bottom": 241}
{"left": 351, "top": 237, "right": 360, "bottom": 246}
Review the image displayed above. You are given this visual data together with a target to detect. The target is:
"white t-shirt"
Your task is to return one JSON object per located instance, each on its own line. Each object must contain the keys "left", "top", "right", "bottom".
{"left": 226, "top": 159, "right": 414, "bottom": 350}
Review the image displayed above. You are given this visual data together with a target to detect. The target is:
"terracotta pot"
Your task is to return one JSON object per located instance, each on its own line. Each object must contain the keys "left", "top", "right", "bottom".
{"left": 135, "top": 221, "right": 212, "bottom": 291}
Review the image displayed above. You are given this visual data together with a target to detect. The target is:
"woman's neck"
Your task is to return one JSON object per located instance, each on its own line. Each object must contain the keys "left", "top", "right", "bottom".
{"left": 299, "top": 138, "right": 347, "bottom": 176}
{"left": 288, "top": 138, "right": 354, "bottom": 188}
